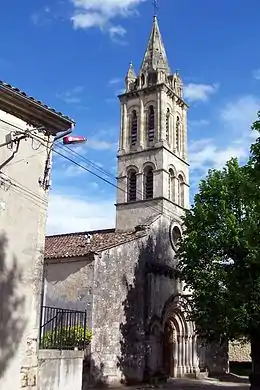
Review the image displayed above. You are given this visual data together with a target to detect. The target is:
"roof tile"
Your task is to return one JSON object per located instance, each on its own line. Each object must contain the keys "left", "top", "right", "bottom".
{"left": 0, "top": 80, "right": 75, "bottom": 123}
{"left": 45, "top": 228, "right": 144, "bottom": 260}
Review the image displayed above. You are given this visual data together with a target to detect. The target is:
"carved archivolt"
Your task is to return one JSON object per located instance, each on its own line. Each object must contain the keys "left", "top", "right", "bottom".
{"left": 161, "top": 294, "right": 195, "bottom": 337}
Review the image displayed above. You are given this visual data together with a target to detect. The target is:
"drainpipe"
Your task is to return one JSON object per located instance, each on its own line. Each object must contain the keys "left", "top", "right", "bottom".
{"left": 41, "top": 128, "right": 73, "bottom": 190}
{"left": 54, "top": 128, "right": 72, "bottom": 142}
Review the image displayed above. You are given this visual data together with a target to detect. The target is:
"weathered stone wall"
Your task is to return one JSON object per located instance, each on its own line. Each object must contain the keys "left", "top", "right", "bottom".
{"left": 0, "top": 109, "right": 51, "bottom": 389}
{"left": 38, "top": 350, "right": 84, "bottom": 390}
{"left": 198, "top": 341, "right": 229, "bottom": 374}
{"left": 229, "top": 341, "right": 251, "bottom": 362}
{"left": 43, "top": 257, "right": 94, "bottom": 327}
{"left": 90, "top": 216, "right": 180, "bottom": 384}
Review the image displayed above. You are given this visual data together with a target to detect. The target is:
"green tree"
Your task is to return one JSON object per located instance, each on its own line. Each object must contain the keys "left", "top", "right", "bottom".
{"left": 177, "top": 115, "right": 260, "bottom": 389}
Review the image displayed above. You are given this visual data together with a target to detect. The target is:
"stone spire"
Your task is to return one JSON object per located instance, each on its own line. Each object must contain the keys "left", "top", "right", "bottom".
{"left": 125, "top": 61, "right": 137, "bottom": 92}
{"left": 140, "top": 16, "right": 171, "bottom": 75}
{"left": 126, "top": 61, "right": 136, "bottom": 79}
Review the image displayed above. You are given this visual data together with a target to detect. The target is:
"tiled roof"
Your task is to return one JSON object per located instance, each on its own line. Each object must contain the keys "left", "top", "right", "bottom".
{"left": 0, "top": 80, "right": 75, "bottom": 124}
{"left": 45, "top": 228, "right": 146, "bottom": 260}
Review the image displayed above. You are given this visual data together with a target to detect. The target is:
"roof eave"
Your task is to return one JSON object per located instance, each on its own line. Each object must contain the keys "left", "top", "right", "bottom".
{"left": 0, "top": 85, "right": 75, "bottom": 134}
{"left": 45, "top": 252, "right": 95, "bottom": 263}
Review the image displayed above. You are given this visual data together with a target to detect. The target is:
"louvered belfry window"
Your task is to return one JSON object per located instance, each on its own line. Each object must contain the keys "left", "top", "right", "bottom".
{"left": 131, "top": 110, "right": 138, "bottom": 146}
{"left": 145, "top": 167, "right": 153, "bottom": 199}
{"left": 147, "top": 105, "right": 155, "bottom": 142}
{"left": 128, "top": 170, "right": 137, "bottom": 202}
{"left": 168, "top": 168, "right": 175, "bottom": 201}
{"left": 178, "top": 174, "right": 185, "bottom": 207}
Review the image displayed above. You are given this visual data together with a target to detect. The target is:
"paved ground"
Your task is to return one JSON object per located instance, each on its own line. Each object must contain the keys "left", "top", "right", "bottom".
{"left": 130, "top": 375, "right": 249, "bottom": 390}
{"left": 100, "top": 374, "right": 249, "bottom": 390}
{"left": 164, "top": 377, "right": 249, "bottom": 390}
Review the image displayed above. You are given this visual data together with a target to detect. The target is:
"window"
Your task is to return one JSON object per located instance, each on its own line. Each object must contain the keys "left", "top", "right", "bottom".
{"left": 128, "top": 170, "right": 137, "bottom": 202}
{"left": 168, "top": 168, "right": 175, "bottom": 201}
{"left": 147, "top": 71, "right": 157, "bottom": 86}
{"left": 170, "top": 225, "right": 182, "bottom": 250}
{"left": 178, "top": 174, "right": 185, "bottom": 207}
{"left": 176, "top": 116, "right": 180, "bottom": 152}
{"left": 144, "top": 167, "right": 153, "bottom": 199}
{"left": 141, "top": 74, "right": 145, "bottom": 87}
{"left": 130, "top": 110, "right": 138, "bottom": 146}
{"left": 166, "top": 108, "right": 170, "bottom": 141}
{"left": 147, "top": 105, "right": 155, "bottom": 142}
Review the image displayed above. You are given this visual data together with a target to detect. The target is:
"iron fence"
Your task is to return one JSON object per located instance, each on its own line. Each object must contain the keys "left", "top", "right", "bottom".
{"left": 39, "top": 306, "right": 88, "bottom": 350}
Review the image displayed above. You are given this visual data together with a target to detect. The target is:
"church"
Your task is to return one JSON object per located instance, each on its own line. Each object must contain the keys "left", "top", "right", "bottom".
{"left": 44, "top": 15, "right": 227, "bottom": 384}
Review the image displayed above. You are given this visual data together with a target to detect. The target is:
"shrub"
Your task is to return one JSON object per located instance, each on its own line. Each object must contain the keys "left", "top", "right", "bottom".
{"left": 41, "top": 325, "right": 92, "bottom": 349}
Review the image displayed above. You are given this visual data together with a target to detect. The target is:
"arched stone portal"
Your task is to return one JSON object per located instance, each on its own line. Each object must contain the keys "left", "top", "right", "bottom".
{"left": 162, "top": 295, "right": 199, "bottom": 377}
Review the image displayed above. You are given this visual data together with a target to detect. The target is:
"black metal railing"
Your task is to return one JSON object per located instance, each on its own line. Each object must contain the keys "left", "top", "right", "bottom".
{"left": 39, "top": 306, "right": 88, "bottom": 350}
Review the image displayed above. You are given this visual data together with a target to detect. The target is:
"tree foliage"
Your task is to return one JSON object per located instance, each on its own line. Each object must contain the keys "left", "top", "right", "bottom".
{"left": 177, "top": 113, "right": 260, "bottom": 345}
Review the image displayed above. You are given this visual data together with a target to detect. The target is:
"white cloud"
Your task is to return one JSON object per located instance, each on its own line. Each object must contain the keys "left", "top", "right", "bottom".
{"left": 47, "top": 192, "right": 115, "bottom": 234}
{"left": 61, "top": 164, "right": 85, "bottom": 177}
{"left": 108, "top": 77, "right": 122, "bottom": 85}
{"left": 109, "top": 25, "right": 126, "bottom": 38}
{"left": 56, "top": 86, "right": 84, "bottom": 104}
{"left": 189, "top": 95, "right": 259, "bottom": 178}
{"left": 189, "top": 119, "right": 210, "bottom": 127}
{"left": 189, "top": 139, "right": 247, "bottom": 173}
{"left": 72, "top": 11, "right": 107, "bottom": 28}
{"left": 220, "top": 95, "right": 259, "bottom": 138}
{"left": 252, "top": 68, "right": 260, "bottom": 80}
{"left": 184, "top": 83, "right": 218, "bottom": 103}
{"left": 86, "top": 138, "right": 118, "bottom": 150}
{"left": 70, "top": 0, "right": 147, "bottom": 37}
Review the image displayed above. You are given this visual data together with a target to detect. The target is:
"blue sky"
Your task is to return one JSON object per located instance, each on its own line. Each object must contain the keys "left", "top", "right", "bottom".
{"left": 1, "top": 0, "right": 260, "bottom": 234}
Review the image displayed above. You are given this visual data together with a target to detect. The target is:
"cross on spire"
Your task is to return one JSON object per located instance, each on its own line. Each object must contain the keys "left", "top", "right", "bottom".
{"left": 153, "top": 0, "right": 158, "bottom": 18}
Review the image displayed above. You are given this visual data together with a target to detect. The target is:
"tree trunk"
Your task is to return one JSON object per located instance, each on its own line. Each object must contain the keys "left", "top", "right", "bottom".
{"left": 250, "top": 330, "right": 260, "bottom": 390}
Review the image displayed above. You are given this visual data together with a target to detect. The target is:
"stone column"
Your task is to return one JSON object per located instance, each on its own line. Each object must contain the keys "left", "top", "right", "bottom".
{"left": 188, "top": 336, "right": 193, "bottom": 373}
{"left": 157, "top": 91, "right": 161, "bottom": 142}
{"left": 172, "top": 97, "right": 176, "bottom": 152}
{"left": 177, "top": 336, "right": 182, "bottom": 376}
{"left": 185, "top": 336, "right": 189, "bottom": 374}
{"left": 160, "top": 91, "right": 165, "bottom": 141}
{"left": 173, "top": 331, "right": 178, "bottom": 378}
{"left": 174, "top": 176, "right": 178, "bottom": 205}
{"left": 169, "top": 112, "right": 173, "bottom": 147}
{"left": 181, "top": 335, "right": 185, "bottom": 375}
{"left": 117, "top": 175, "right": 127, "bottom": 203}
{"left": 122, "top": 103, "right": 127, "bottom": 150}
{"left": 192, "top": 335, "right": 199, "bottom": 373}
{"left": 182, "top": 107, "right": 188, "bottom": 161}
{"left": 136, "top": 172, "right": 143, "bottom": 201}
{"left": 119, "top": 103, "right": 124, "bottom": 151}
{"left": 139, "top": 96, "right": 144, "bottom": 148}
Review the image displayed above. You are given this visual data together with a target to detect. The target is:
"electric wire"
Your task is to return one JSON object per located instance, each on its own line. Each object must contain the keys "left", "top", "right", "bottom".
{"left": 52, "top": 147, "right": 178, "bottom": 222}
{"left": 0, "top": 118, "right": 180, "bottom": 222}
{"left": 1, "top": 173, "right": 48, "bottom": 205}
{"left": 58, "top": 142, "right": 117, "bottom": 182}
{"left": 0, "top": 117, "right": 180, "bottom": 222}
{"left": 53, "top": 142, "right": 183, "bottom": 221}
{"left": 0, "top": 118, "right": 183, "bottom": 222}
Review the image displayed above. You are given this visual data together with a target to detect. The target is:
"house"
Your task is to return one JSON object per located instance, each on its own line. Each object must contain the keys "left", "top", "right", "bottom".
{"left": 43, "top": 16, "right": 229, "bottom": 385}
{"left": 0, "top": 80, "right": 74, "bottom": 389}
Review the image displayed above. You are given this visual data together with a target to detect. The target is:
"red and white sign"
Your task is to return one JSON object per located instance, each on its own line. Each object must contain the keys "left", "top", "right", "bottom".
{"left": 63, "top": 135, "right": 86, "bottom": 145}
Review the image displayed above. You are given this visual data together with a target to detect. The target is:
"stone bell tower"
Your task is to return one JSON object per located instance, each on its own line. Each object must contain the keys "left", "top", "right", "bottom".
{"left": 115, "top": 15, "right": 189, "bottom": 232}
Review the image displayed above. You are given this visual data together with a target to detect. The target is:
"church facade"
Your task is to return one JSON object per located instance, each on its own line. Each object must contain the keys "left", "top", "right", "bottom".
{"left": 44, "top": 16, "right": 228, "bottom": 385}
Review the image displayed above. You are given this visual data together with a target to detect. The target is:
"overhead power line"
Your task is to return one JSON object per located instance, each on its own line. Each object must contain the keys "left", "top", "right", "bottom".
{"left": 0, "top": 118, "right": 182, "bottom": 222}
